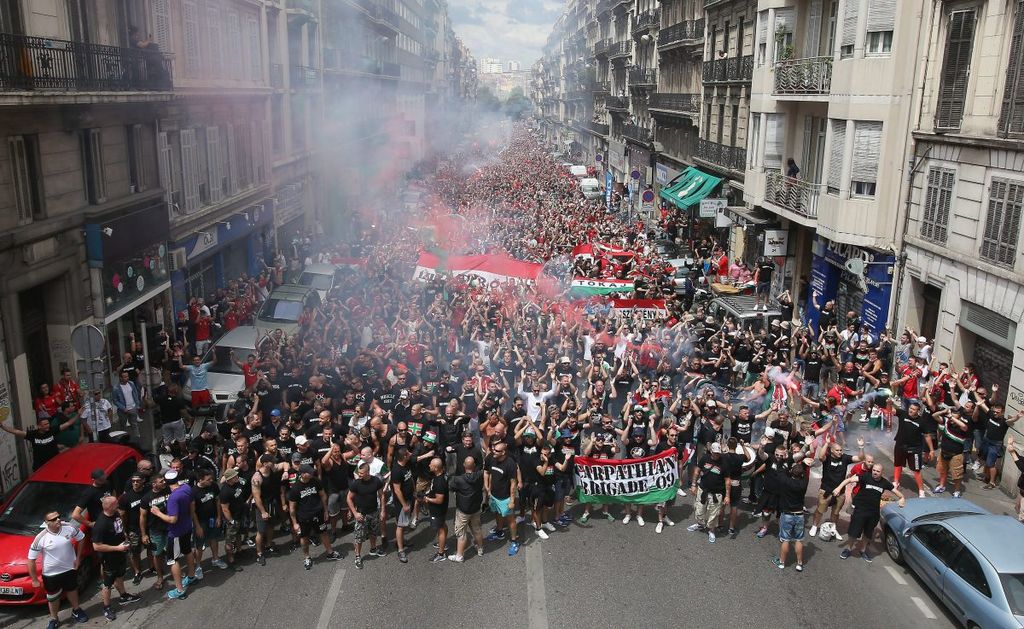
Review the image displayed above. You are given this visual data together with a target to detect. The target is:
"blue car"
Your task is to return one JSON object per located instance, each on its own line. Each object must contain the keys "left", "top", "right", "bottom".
{"left": 881, "top": 498, "right": 1024, "bottom": 628}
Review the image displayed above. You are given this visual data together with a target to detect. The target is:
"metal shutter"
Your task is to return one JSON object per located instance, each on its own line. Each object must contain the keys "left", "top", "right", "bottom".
{"left": 152, "top": 0, "right": 172, "bottom": 53}
{"left": 8, "top": 136, "right": 32, "bottom": 222}
{"left": 775, "top": 8, "right": 795, "bottom": 34}
{"left": 841, "top": 0, "right": 859, "bottom": 47}
{"left": 935, "top": 10, "right": 975, "bottom": 131}
{"left": 227, "top": 10, "right": 242, "bottom": 81}
{"left": 206, "top": 4, "right": 223, "bottom": 78}
{"left": 998, "top": 0, "right": 1024, "bottom": 136}
{"left": 920, "top": 167, "right": 954, "bottom": 242}
{"left": 828, "top": 119, "right": 846, "bottom": 192}
{"left": 225, "top": 124, "right": 238, "bottom": 195}
{"left": 764, "top": 113, "right": 785, "bottom": 170}
{"left": 247, "top": 15, "right": 261, "bottom": 82}
{"left": 851, "top": 121, "right": 882, "bottom": 184}
{"left": 804, "top": 0, "right": 824, "bottom": 57}
{"left": 180, "top": 129, "right": 200, "bottom": 213}
{"left": 981, "top": 179, "right": 1024, "bottom": 266}
{"left": 866, "top": 0, "right": 896, "bottom": 33}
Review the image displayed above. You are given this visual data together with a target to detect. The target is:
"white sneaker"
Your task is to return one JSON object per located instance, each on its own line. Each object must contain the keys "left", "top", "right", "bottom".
{"left": 656, "top": 522, "right": 664, "bottom": 534}
{"left": 677, "top": 488, "right": 687, "bottom": 497}
{"left": 636, "top": 516, "right": 646, "bottom": 527}
{"left": 833, "top": 533, "right": 844, "bottom": 543}
{"left": 708, "top": 530, "right": 717, "bottom": 543}
{"left": 664, "top": 517, "right": 675, "bottom": 527}
{"left": 536, "top": 527, "right": 550, "bottom": 540}
{"left": 687, "top": 523, "right": 702, "bottom": 532}
{"left": 542, "top": 522, "right": 556, "bottom": 532}
{"left": 447, "top": 554, "right": 464, "bottom": 563}
{"left": 516, "top": 516, "right": 526, "bottom": 524}
{"left": 808, "top": 525, "right": 818, "bottom": 538}
{"left": 622, "top": 513, "right": 632, "bottom": 525}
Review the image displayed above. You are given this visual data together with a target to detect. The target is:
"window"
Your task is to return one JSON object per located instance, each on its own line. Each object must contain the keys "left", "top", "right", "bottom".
{"left": 866, "top": 30, "right": 892, "bottom": 54}
{"left": 749, "top": 114, "right": 761, "bottom": 168}
{"left": 936, "top": 10, "right": 976, "bottom": 131}
{"left": 998, "top": 0, "right": 1024, "bottom": 136}
{"left": 157, "top": 131, "right": 174, "bottom": 213}
{"left": 981, "top": 178, "right": 1024, "bottom": 267}
{"left": 151, "top": 0, "right": 172, "bottom": 53}
{"left": 179, "top": 128, "right": 200, "bottom": 213}
{"left": 205, "top": 126, "right": 222, "bottom": 203}
{"left": 774, "top": 8, "right": 795, "bottom": 62}
{"left": 827, "top": 119, "right": 846, "bottom": 195}
{"left": 913, "top": 524, "right": 965, "bottom": 565}
{"left": 920, "top": 167, "right": 954, "bottom": 243}
{"left": 226, "top": 10, "right": 243, "bottom": 81}
{"left": 9, "top": 134, "right": 44, "bottom": 222}
{"left": 126, "top": 124, "right": 146, "bottom": 193}
{"left": 851, "top": 121, "right": 882, "bottom": 197}
{"left": 950, "top": 550, "right": 992, "bottom": 597}
{"left": 764, "top": 113, "right": 785, "bottom": 170}
{"left": 246, "top": 14, "right": 261, "bottom": 81}
{"left": 182, "top": 0, "right": 201, "bottom": 78}
{"left": 81, "top": 128, "right": 106, "bottom": 205}
{"left": 865, "top": 0, "right": 896, "bottom": 55}
{"left": 840, "top": 0, "right": 859, "bottom": 58}
{"left": 205, "top": 5, "right": 223, "bottom": 78}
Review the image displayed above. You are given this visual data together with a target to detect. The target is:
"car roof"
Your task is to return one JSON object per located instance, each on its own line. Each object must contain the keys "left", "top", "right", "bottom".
{"left": 301, "top": 263, "right": 338, "bottom": 275}
{"left": 30, "top": 444, "right": 140, "bottom": 484}
{"left": 946, "top": 515, "right": 1024, "bottom": 572}
{"left": 712, "top": 295, "right": 781, "bottom": 317}
{"left": 268, "top": 284, "right": 316, "bottom": 299}
{"left": 212, "top": 325, "right": 262, "bottom": 350}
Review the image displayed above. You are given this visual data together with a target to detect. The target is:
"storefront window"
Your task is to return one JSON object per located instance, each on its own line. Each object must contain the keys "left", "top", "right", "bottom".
{"left": 101, "top": 242, "right": 169, "bottom": 315}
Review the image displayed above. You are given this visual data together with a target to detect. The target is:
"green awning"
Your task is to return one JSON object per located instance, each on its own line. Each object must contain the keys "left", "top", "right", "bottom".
{"left": 658, "top": 167, "right": 722, "bottom": 209}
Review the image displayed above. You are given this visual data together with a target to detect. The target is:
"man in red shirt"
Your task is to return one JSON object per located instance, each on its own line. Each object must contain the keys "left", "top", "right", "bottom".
{"left": 55, "top": 369, "right": 81, "bottom": 412}
{"left": 231, "top": 351, "right": 263, "bottom": 390}
{"left": 194, "top": 312, "right": 213, "bottom": 356}
{"left": 33, "top": 383, "right": 61, "bottom": 419}
{"left": 892, "top": 356, "right": 925, "bottom": 409}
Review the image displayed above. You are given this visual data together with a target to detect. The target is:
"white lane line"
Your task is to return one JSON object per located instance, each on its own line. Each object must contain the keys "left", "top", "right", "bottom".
{"left": 525, "top": 543, "right": 550, "bottom": 629}
{"left": 885, "top": 566, "right": 908, "bottom": 585}
{"left": 316, "top": 568, "right": 347, "bottom": 629}
{"left": 911, "top": 596, "right": 938, "bottom": 620}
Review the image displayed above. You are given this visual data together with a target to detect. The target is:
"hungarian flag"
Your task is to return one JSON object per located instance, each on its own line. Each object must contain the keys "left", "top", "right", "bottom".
{"left": 570, "top": 277, "right": 634, "bottom": 296}
{"left": 413, "top": 251, "right": 542, "bottom": 286}
{"left": 574, "top": 448, "right": 680, "bottom": 505}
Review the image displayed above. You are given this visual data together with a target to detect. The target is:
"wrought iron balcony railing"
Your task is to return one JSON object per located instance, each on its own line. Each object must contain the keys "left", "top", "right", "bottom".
{"left": 702, "top": 55, "right": 753, "bottom": 84}
{"left": 290, "top": 65, "right": 320, "bottom": 88}
{"left": 697, "top": 138, "right": 746, "bottom": 172}
{"left": 657, "top": 20, "right": 704, "bottom": 47}
{"left": 608, "top": 41, "right": 631, "bottom": 59}
{"left": 628, "top": 67, "right": 656, "bottom": 87}
{"left": 649, "top": 92, "right": 701, "bottom": 113}
{"left": 773, "top": 56, "right": 832, "bottom": 96}
{"left": 764, "top": 170, "right": 822, "bottom": 219}
{"left": 623, "top": 123, "right": 652, "bottom": 144}
{"left": 587, "top": 120, "right": 610, "bottom": 135}
{"left": 634, "top": 10, "right": 660, "bottom": 34}
{"left": 606, "top": 95, "right": 629, "bottom": 110}
{"left": 593, "top": 81, "right": 611, "bottom": 93}
{"left": 595, "top": 39, "right": 611, "bottom": 56}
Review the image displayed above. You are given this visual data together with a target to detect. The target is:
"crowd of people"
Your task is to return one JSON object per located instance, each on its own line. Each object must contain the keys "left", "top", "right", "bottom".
{"left": 17, "top": 125, "right": 1024, "bottom": 628}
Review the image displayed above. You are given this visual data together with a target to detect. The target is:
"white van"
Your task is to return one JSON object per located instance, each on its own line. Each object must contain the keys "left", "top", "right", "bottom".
{"left": 580, "top": 178, "right": 603, "bottom": 199}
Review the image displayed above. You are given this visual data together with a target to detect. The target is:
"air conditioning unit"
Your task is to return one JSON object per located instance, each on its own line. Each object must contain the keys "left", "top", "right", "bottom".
{"left": 169, "top": 248, "right": 188, "bottom": 271}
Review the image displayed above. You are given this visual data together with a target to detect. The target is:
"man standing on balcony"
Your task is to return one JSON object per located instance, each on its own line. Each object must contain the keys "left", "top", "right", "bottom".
{"left": 754, "top": 257, "right": 775, "bottom": 312}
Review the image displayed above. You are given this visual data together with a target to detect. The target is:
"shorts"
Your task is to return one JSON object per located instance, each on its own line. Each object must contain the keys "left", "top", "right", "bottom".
{"left": 756, "top": 282, "right": 771, "bottom": 296}
{"left": 489, "top": 495, "right": 512, "bottom": 517}
{"left": 148, "top": 532, "right": 167, "bottom": 555}
{"left": 453, "top": 510, "right": 481, "bottom": 539}
{"left": 42, "top": 569, "right": 78, "bottom": 600}
{"left": 126, "top": 530, "right": 142, "bottom": 551}
{"left": 728, "top": 480, "right": 742, "bottom": 506}
{"left": 162, "top": 419, "right": 187, "bottom": 444}
{"left": 554, "top": 476, "right": 574, "bottom": 502}
{"left": 327, "top": 490, "right": 349, "bottom": 517}
{"left": 815, "top": 489, "right": 846, "bottom": 518}
{"left": 298, "top": 515, "right": 327, "bottom": 539}
{"left": 353, "top": 511, "right": 381, "bottom": 543}
{"left": 253, "top": 503, "right": 280, "bottom": 534}
{"left": 893, "top": 445, "right": 922, "bottom": 472}
{"left": 847, "top": 509, "right": 880, "bottom": 541}
{"left": 395, "top": 505, "right": 414, "bottom": 529}
{"left": 415, "top": 477, "right": 431, "bottom": 494}
{"left": 779, "top": 513, "right": 805, "bottom": 542}
{"left": 194, "top": 518, "right": 222, "bottom": 549}
{"left": 224, "top": 520, "right": 246, "bottom": 547}
{"left": 532, "top": 484, "right": 555, "bottom": 509}
{"left": 937, "top": 452, "right": 965, "bottom": 481}
{"left": 429, "top": 514, "right": 447, "bottom": 530}
{"left": 100, "top": 554, "right": 127, "bottom": 588}
{"left": 190, "top": 389, "right": 212, "bottom": 407}
{"left": 983, "top": 439, "right": 1005, "bottom": 467}
{"left": 166, "top": 534, "right": 194, "bottom": 565}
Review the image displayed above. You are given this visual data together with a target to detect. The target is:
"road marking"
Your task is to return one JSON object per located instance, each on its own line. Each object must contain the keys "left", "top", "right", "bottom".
{"left": 885, "top": 566, "right": 908, "bottom": 585}
{"left": 316, "top": 568, "right": 347, "bottom": 629}
{"left": 911, "top": 596, "right": 937, "bottom": 619}
{"left": 525, "top": 543, "right": 550, "bottom": 629}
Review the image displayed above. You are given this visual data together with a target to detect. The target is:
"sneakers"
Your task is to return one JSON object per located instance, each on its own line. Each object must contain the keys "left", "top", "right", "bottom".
{"left": 194, "top": 567, "right": 204, "bottom": 581}
{"left": 430, "top": 553, "right": 447, "bottom": 563}
{"left": 354, "top": 555, "right": 363, "bottom": 570}
{"left": 656, "top": 522, "right": 664, "bottom": 534}
{"left": 579, "top": 512, "right": 590, "bottom": 524}
{"left": 952, "top": 491, "right": 962, "bottom": 498}
{"left": 485, "top": 530, "right": 507, "bottom": 542}
{"left": 663, "top": 517, "right": 675, "bottom": 527}
{"left": 71, "top": 608, "right": 88, "bottom": 624}
{"left": 795, "top": 563, "right": 804, "bottom": 572}
{"left": 536, "top": 527, "right": 550, "bottom": 540}
{"left": 622, "top": 513, "right": 632, "bottom": 525}
{"left": 636, "top": 516, "right": 646, "bottom": 527}
{"left": 256, "top": 554, "right": 266, "bottom": 566}
{"left": 398, "top": 550, "right": 408, "bottom": 563}
{"left": 756, "top": 526, "right": 769, "bottom": 538}
{"left": 447, "top": 554, "right": 464, "bottom": 563}
{"left": 47, "top": 620, "right": 59, "bottom": 629}
{"left": 369, "top": 546, "right": 385, "bottom": 557}
{"left": 752, "top": 511, "right": 764, "bottom": 518}
{"left": 687, "top": 523, "right": 703, "bottom": 532}
{"left": 677, "top": 488, "right": 687, "bottom": 497}
{"left": 556, "top": 514, "right": 572, "bottom": 527}
{"left": 325, "top": 551, "right": 342, "bottom": 561}
{"left": 303, "top": 557, "right": 313, "bottom": 570}
{"left": 840, "top": 549, "right": 852, "bottom": 560}
{"left": 104, "top": 606, "right": 117, "bottom": 621}
{"left": 971, "top": 461, "right": 982, "bottom": 472}
{"left": 861, "top": 551, "right": 873, "bottom": 562}
{"left": 132, "top": 572, "right": 143, "bottom": 585}
{"left": 808, "top": 525, "right": 818, "bottom": 537}
{"left": 508, "top": 541, "right": 520, "bottom": 556}
{"left": 166, "top": 588, "right": 186, "bottom": 600}
{"left": 604, "top": 512, "right": 615, "bottom": 522}
{"left": 212, "top": 558, "right": 228, "bottom": 569}
{"left": 120, "top": 593, "right": 142, "bottom": 605}
{"left": 918, "top": 490, "right": 926, "bottom": 499}
{"left": 182, "top": 575, "right": 197, "bottom": 588}
{"left": 515, "top": 515, "right": 526, "bottom": 525}
{"left": 983, "top": 483, "right": 996, "bottom": 490}
{"left": 772, "top": 557, "right": 785, "bottom": 570}
{"left": 543, "top": 522, "right": 557, "bottom": 532}
{"left": 708, "top": 531, "right": 716, "bottom": 543}
{"left": 933, "top": 485, "right": 946, "bottom": 494}
{"left": 477, "top": 547, "right": 484, "bottom": 557}
{"left": 833, "top": 533, "right": 845, "bottom": 543}
{"left": 728, "top": 528, "right": 738, "bottom": 539}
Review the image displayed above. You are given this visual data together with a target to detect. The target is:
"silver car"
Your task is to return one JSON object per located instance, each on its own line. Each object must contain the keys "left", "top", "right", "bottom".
{"left": 882, "top": 498, "right": 1024, "bottom": 628}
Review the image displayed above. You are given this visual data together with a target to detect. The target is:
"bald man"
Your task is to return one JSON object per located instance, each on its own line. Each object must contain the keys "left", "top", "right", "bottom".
{"left": 424, "top": 457, "right": 449, "bottom": 563}
{"left": 448, "top": 456, "right": 485, "bottom": 563}
{"left": 91, "top": 496, "right": 141, "bottom": 620}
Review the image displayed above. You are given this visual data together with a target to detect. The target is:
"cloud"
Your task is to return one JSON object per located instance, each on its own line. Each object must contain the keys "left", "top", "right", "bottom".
{"left": 448, "top": 0, "right": 563, "bottom": 68}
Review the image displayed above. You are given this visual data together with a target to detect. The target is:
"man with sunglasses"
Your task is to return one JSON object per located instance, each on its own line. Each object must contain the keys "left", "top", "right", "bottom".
{"left": 484, "top": 441, "right": 521, "bottom": 556}
{"left": 29, "top": 511, "right": 90, "bottom": 629}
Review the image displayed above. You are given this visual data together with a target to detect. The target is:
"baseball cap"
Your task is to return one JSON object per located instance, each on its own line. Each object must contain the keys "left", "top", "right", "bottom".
{"left": 295, "top": 435, "right": 308, "bottom": 445}
{"left": 271, "top": 409, "right": 282, "bottom": 417}
{"left": 163, "top": 470, "right": 179, "bottom": 481}
{"left": 559, "top": 356, "right": 570, "bottom": 364}
{"left": 299, "top": 464, "right": 315, "bottom": 475}
{"left": 706, "top": 399, "right": 717, "bottom": 408}
{"left": 710, "top": 442, "right": 722, "bottom": 454}
{"left": 399, "top": 389, "right": 410, "bottom": 399}
{"left": 201, "top": 421, "right": 216, "bottom": 434}
{"left": 423, "top": 431, "right": 437, "bottom": 444}
{"left": 222, "top": 468, "right": 239, "bottom": 480}
{"left": 90, "top": 469, "right": 106, "bottom": 480}
{"left": 524, "top": 428, "right": 537, "bottom": 437}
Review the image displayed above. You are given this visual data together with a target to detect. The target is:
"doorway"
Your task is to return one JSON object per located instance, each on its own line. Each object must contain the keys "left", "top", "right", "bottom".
{"left": 19, "top": 284, "right": 52, "bottom": 397}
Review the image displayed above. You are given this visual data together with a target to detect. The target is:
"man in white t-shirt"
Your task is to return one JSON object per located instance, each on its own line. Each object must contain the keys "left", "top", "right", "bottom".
{"left": 28, "top": 511, "right": 88, "bottom": 628}
{"left": 79, "top": 390, "right": 115, "bottom": 442}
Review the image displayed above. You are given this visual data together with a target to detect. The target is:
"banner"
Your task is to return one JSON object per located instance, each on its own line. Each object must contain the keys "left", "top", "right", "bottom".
{"left": 570, "top": 278, "right": 634, "bottom": 296}
{"left": 574, "top": 448, "right": 680, "bottom": 504}
{"left": 611, "top": 298, "right": 668, "bottom": 320}
{"left": 413, "top": 252, "right": 542, "bottom": 286}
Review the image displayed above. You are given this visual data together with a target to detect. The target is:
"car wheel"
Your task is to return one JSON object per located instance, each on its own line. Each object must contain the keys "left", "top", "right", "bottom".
{"left": 884, "top": 527, "right": 904, "bottom": 565}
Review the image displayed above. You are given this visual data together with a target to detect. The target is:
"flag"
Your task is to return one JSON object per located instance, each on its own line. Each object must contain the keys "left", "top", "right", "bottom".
{"left": 610, "top": 299, "right": 669, "bottom": 320}
{"left": 569, "top": 277, "right": 634, "bottom": 296}
{"left": 574, "top": 448, "right": 680, "bottom": 505}
{"left": 413, "top": 251, "right": 542, "bottom": 286}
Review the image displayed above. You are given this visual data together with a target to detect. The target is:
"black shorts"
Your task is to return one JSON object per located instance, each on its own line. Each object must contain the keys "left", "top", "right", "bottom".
{"left": 100, "top": 554, "right": 127, "bottom": 588}
{"left": 42, "top": 570, "right": 78, "bottom": 600}
{"left": 847, "top": 509, "right": 880, "bottom": 540}
{"left": 166, "top": 534, "right": 194, "bottom": 565}
{"left": 533, "top": 484, "right": 555, "bottom": 509}
{"left": 428, "top": 514, "right": 446, "bottom": 530}
{"left": 729, "top": 482, "right": 743, "bottom": 505}
{"left": 894, "top": 446, "right": 922, "bottom": 472}
{"left": 298, "top": 515, "right": 326, "bottom": 539}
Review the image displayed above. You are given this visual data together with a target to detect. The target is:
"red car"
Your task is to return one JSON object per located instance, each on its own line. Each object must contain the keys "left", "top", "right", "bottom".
{"left": 0, "top": 443, "right": 142, "bottom": 605}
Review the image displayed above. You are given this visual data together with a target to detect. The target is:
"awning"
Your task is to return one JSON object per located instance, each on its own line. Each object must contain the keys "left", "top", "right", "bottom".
{"left": 658, "top": 167, "right": 722, "bottom": 209}
{"left": 724, "top": 205, "right": 774, "bottom": 226}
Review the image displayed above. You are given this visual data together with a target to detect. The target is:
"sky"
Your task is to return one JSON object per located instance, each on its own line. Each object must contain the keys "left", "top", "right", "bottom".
{"left": 447, "top": 0, "right": 564, "bottom": 70}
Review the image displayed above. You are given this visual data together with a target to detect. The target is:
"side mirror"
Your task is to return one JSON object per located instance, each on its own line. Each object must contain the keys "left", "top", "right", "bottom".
{"left": 903, "top": 526, "right": 915, "bottom": 540}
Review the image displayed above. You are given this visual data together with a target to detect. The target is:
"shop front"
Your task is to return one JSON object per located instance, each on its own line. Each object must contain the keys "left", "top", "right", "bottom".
{"left": 659, "top": 167, "right": 726, "bottom": 250}
{"left": 275, "top": 180, "right": 308, "bottom": 257}
{"left": 804, "top": 235, "right": 895, "bottom": 335}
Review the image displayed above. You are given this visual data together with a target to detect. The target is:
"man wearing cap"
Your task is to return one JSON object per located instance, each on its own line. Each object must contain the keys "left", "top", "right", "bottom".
{"left": 71, "top": 468, "right": 112, "bottom": 531}
{"left": 288, "top": 464, "right": 342, "bottom": 569}
{"left": 687, "top": 442, "right": 731, "bottom": 543}
{"left": 218, "top": 468, "right": 248, "bottom": 570}
{"left": 28, "top": 510, "right": 91, "bottom": 629}
{"left": 347, "top": 460, "right": 386, "bottom": 569}
{"left": 148, "top": 470, "right": 200, "bottom": 599}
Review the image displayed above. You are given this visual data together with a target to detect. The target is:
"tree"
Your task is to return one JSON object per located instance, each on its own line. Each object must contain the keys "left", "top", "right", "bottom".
{"left": 502, "top": 86, "right": 532, "bottom": 120}
{"left": 476, "top": 85, "right": 501, "bottom": 112}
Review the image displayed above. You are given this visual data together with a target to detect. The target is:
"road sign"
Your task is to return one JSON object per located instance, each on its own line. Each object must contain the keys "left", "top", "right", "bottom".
{"left": 642, "top": 189, "right": 655, "bottom": 203}
{"left": 630, "top": 169, "right": 641, "bottom": 180}
{"left": 71, "top": 325, "right": 105, "bottom": 359}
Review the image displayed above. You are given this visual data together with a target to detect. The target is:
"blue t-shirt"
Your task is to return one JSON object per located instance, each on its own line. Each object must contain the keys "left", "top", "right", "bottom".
{"left": 166, "top": 483, "right": 194, "bottom": 538}
{"left": 185, "top": 362, "right": 213, "bottom": 391}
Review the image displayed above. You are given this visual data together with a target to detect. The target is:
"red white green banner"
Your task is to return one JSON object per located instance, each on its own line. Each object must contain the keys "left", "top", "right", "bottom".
{"left": 574, "top": 448, "right": 680, "bottom": 504}
{"left": 570, "top": 277, "right": 634, "bottom": 296}
{"left": 572, "top": 242, "right": 636, "bottom": 260}
{"left": 413, "top": 252, "right": 542, "bottom": 286}
{"left": 611, "top": 299, "right": 669, "bottom": 320}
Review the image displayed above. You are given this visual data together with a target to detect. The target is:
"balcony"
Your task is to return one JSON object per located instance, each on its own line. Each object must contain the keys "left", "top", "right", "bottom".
{"left": 606, "top": 95, "right": 629, "bottom": 110}
{"left": 697, "top": 138, "right": 746, "bottom": 172}
{"left": 0, "top": 33, "right": 172, "bottom": 93}
{"left": 703, "top": 55, "right": 753, "bottom": 84}
{"left": 380, "top": 61, "right": 400, "bottom": 78}
{"left": 593, "top": 81, "right": 610, "bottom": 94}
{"left": 290, "top": 65, "right": 320, "bottom": 88}
{"left": 587, "top": 120, "right": 610, "bottom": 136}
{"left": 598, "top": 0, "right": 613, "bottom": 14}
{"left": 623, "top": 123, "right": 652, "bottom": 144}
{"left": 270, "top": 63, "right": 284, "bottom": 88}
{"left": 634, "top": 10, "right": 660, "bottom": 35}
{"left": 595, "top": 39, "right": 611, "bottom": 57}
{"left": 608, "top": 41, "right": 631, "bottom": 60}
{"left": 658, "top": 20, "right": 704, "bottom": 48}
{"left": 773, "top": 56, "right": 832, "bottom": 96}
{"left": 423, "top": 50, "right": 440, "bottom": 67}
{"left": 764, "top": 170, "right": 822, "bottom": 220}
{"left": 286, "top": 0, "right": 318, "bottom": 23}
{"left": 649, "top": 92, "right": 701, "bottom": 114}
{"left": 628, "top": 67, "right": 656, "bottom": 89}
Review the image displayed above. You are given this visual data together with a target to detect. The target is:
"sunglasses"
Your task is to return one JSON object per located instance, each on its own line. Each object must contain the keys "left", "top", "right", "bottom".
{"left": 45, "top": 516, "right": 60, "bottom": 523}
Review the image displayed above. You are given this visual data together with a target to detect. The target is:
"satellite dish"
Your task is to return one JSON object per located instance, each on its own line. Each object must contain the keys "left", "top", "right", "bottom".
{"left": 843, "top": 258, "right": 865, "bottom": 276}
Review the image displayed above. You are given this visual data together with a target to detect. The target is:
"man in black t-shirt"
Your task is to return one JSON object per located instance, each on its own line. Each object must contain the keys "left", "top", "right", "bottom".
{"left": 72, "top": 469, "right": 113, "bottom": 530}
{"left": 0, "top": 416, "right": 70, "bottom": 470}
{"left": 687, "top": 442, "right": 730, "bottom": 543}
{"left": 753, "top": 257, "right": 774, "bottom": 311}
{"left": 91, "top": 496, "right": 141, "bottom": 620}
{"left": 484, "top": 442, "right": 520, "bottom": 556}
{"left": 424, "top": 458, "right": 449, "bottom": 563}
{"left": 347, "top": 461, "right": 385, "bottom": 569}
{"left": 892, "top": 402, "right": 934, "bottom": 498}
{"left": 287, "top": 465, "right": 341, "bottom": 569}
{"left": 833, "top": 464, "right": 905, "bottom": 561}
{"left": 390, "top": 447, "right": 416, "bottom": 563}
{"left": 775, "top": 463, "right": 810, "bottom": 571}
{"left": 117, "top": 474, "right": 147, "bottom": 584}
{"left": 448, "top": 457, "right": 485, "bottom": 563}
{"left": 191, "top": 469, "right": 227, "bottom": 572}
{"left": 810, "top": 438, "right": 865, "bottom": 538}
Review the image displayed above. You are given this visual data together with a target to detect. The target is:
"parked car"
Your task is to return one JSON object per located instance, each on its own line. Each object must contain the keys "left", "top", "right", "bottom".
{"left": 0, "top": 444, "right": 142, "bottom": 606}
{"left": 296, "top": 263, "right": 342, "bottom": 301}
{"left": 254, "top": 284, "right": 321, "bottom": 336}
{"left": 882, "top": 498, "right": 1024, "bottom": 628}
{"left": 707, "top": 295, "right": 782, "bottom": 330}
{"left": 579, "top": 178, "right": 603, "bottom": 199}
{"left": 202, "top": 325, "right": 271, "bottom": 412}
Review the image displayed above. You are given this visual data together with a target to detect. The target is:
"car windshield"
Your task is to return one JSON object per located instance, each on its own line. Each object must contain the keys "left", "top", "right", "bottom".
{"left": 259, "top": 298, "right": 303, "bottom": 323}
{"left": 1002, "top": 573, "right": 1024, "bottom": 616}
{"left": 207, "top": 345, "right": 246, "bottom": 374}
{"left": 298, "top": 272, "right": 332, "bottom": 291}
{"left": 0, "top": 481, "right": 93, "bottom": 534}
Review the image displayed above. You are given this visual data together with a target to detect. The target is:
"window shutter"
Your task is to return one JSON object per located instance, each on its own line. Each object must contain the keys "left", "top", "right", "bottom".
{"left": 157, "top": 131, "right": 173, "bottom": 212}
{"left": 206, "top": 5, "right": 223, "bottom": 78}
{"left": 851, "top": 121, "right": 882, "bottom": 184}
{"left": 225, "top": 124, "right": 238, "bottom": 194}
{"left": 9, "top": 136, "right": 32, "bottom": 222}
{"left": 764, "top": 114, "right": 785, "bottom": 170}
{"left": 866, "top": 0, "right": 896, "bottom": 33}
{"left": 841, "top": 0, "right": 859, "bottom": 47}
{"left": 981, "top": 179, "right": 1024, "bottom": 266}
{"left": 998, "top": 0, "right": 1024, "bottom": 136}
{"left": 180, "top": 129, "right": 200, "bottom": 212}
{"left": 804, "top": 0, "right": 823, "bottom": 57}
{"left": 183, "top": 0, "right": 201, "bottom": 77}
{"left": 247, "top": 15, "right": 261, "bottom": 81}
{"left": 152, "top": 0, "right": 172, "bottom": 53}
{"left": 775, "top": 8, "right": 795, "bottom": 34}
{"left": 206, "top": 126, "right": 221, "bottom": 202}
{"left": 251, "top": 120, "right": 265, "bottom": 184}
{"left": 935, "top": 10, "right": 975, "bottom": 131}
{"left": 828, "top": 119, "right": 846, "bottom": 192}
{"left": 227, "top": 10, "right": 242, "bottom": 81}
{"left": 920, "top": 167, "right": 954, "bottom": 243}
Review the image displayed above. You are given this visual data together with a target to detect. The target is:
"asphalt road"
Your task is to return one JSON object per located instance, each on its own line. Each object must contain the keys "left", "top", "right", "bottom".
{"left": 1, "top": 489, "right": 959, "bottom": 629}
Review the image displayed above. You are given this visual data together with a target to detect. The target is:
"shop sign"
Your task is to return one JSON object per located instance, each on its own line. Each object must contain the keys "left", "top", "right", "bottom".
{"left": 763, "top": 229, "right": 789, "bottom": 256}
